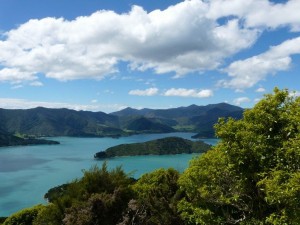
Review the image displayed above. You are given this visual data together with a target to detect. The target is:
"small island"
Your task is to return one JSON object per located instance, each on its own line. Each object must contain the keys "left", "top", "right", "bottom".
{"left": 94, "top": 137, "right": 211, "bottom": 159}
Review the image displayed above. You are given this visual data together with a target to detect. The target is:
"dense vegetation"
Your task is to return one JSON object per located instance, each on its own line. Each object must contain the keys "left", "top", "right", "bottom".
{"left": 178, "top": 88, "right": 300, "bottom": 224}
{"left": 126, "top": 117, "right": 175, "bottom": 133}
{"left": 0, "top": 129, "right": 59, "bottom": 147}
{"left": 94, "top": 137, "right": 211, "bottom": 159}
{"left": 113, "top": 103, "right": 243, "bottom": 137}
{"left": 2, "top": 89, "right": 299, "bottom": 225}
{"left": 0, "top": 103, "right": 242, "bottom": 145}
{"left": 0, "top": 107, "right": 124, "bottom": 138}
{"left": 0, "top": 218, "right": 6, "bottom": 224}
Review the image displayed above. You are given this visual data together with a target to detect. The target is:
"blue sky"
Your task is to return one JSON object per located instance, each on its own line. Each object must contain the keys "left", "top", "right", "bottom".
{"left": 0, "top": 0, "right": 299, "bottom": 112}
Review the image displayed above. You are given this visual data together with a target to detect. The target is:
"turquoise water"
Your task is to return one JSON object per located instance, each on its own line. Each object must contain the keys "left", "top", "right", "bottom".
{"left": 0, "top": 133, "right": 218, "bottom": 216}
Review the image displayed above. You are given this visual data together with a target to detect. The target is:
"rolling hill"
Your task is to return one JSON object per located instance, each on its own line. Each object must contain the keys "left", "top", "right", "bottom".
{"left": 94, "top": 136, "right": 211, "bottom": 159}
{"left": 0, "top": 107, "right": 123, "bottom": 137}
{"left": 0, "top": 129, "right": 59, "bottom": 147}
{"left": 112, "top": 103, "right": 244, "bottom": 137}
{"left": 0, "top": 103, "right": 244, "bottom": 145}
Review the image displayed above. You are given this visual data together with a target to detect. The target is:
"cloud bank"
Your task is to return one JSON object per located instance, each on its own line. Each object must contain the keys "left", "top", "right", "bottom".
{"left": 0, "top": 98, "right": 126, "bottom": 112}
{"left": 0, "top": 0, "right": 258, "bottom": 85}
{"left": 129, "top": 88, "right": 159, "bottom": 96}
{"left": 233, "top": 97, "right": 251, "bottom": 106}
{"left": 0, "top": 0, "right": 299, "bottom": 90}
{"left": 128, "top": 87, "right": 213, "bottom": 98}
{"left": 222, "top": 37, "right": 300, "bottom": 89}
{"left": 163, "top": 88, "right": 213, "bottom": 98}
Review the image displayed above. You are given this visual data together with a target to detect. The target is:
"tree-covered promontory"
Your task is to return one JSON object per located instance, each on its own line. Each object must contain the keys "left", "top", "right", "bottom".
{"left": 2, "top": 88, "right": 300, "bottom": 225}
{"left": 94, "top": 137, "right": 211, "bottom": 159}
{"left": 0, "top": 129, "right": 59, "bottom": 147}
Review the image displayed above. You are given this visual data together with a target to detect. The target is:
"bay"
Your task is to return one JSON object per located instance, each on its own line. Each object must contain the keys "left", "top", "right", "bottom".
{"left": 0, "top": 133, "right": 218, "bottom": 216}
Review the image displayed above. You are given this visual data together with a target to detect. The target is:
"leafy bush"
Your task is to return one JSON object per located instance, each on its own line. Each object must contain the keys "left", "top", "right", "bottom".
{"left": 33, "top": 163, "right": 135, "bottom": 225}
{"left": 122, "top": 168, "right": 183, "bottom": 225}
{"left": 3, "top": 205, "right": 44, "bottom": 225}
{"left": 178, "top": 88, "right": 300, "bottom": 224}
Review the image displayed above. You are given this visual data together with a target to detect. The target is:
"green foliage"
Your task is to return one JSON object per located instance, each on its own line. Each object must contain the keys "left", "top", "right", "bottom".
{"left": 3, "top": 205, "right": 44, "bottom": 225}
{"left": 94, "top": 137, "right": 211, "bottom": 158}
{"left": 126, "top": 117, "right": 175, "bottom": 133}
{"left": 0, "top": 107, "right": 124, "bottom": 138}
{"left": 32, "top": 204, "right": 62, "bottom": 225}
{"left": 63, "top": 188, "right": 133, "bottom": 225}
{"left": 178, "top": 88, "right": 300, "bottom": 224}
{"left": 32, "top": 163, "right": 135, "bottom": 225}
{"left": 0, "top": 129, "right": 24, "bottom": 147}
{"left": 44, "top": 183, "right": 70, "bottom": 203}
{"left": 0, "top": 103, "right": 243, "bottom": 141}
{"left": 119, "top": 168, "right": 183, "bottom": 225}
{"left": 178, "top": 149, "right": 241, "bottom": 224}
{"left": 0, "top": 217, "right": 7, "bottom": 225}
{"left": 112, "top": 103, "right": 243, "bottom": 136}
{"left": 0, "top": 128, "right": 59, "bottom": 147}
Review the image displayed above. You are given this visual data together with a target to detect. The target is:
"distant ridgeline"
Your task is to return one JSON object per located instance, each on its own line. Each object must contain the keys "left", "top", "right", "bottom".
{"left": 94, "top": 137, "right": 212, "bottom": 159}
{"left": 0, "top": 103, "right": 243, "bottom": 146}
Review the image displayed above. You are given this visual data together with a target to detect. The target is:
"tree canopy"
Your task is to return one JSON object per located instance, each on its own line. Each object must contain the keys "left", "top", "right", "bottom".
{"left": 178, "top": 88, "right": 300, "bottom": 224}
{"left": 94, "top": 137, "right": 211, "bottom": 159}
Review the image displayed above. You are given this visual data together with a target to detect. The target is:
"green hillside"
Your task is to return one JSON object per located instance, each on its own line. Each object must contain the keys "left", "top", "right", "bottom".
{"left": 0, "top": 129, "right": 59, "bottom": 147}
{"left": 112, "top": 103, "right": 244, "bottom": 137}
{"left": 94, "top": 136, "right": 211, "bottom": 159}
{"left": 126, "top": 117, "right": 175, "bottom": 133}
{"left": 0, "top": 103, "right": 243, "bottom": 142}
{"left": 0, "top": 107, "right": 123, "bottom": 137}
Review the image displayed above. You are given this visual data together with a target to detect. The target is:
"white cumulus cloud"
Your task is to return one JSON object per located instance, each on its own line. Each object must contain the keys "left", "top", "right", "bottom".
{"left": 164, "top": 88, "right": 213, "bottom": 98}
{"left": 0, "top": 0, "right": 259, "bottom": 85}
{"left": 207, "top": 0, "right": 300, "bottom": 32}
{"left": 129, "top": 87, "right": 159, "bottom": 96}
{"left": 30, "top": 81, "right": 44, "bottom": 87}
{"left": 0, "top": 68, "right": 37, "bottom": 84}
{"left": 233, "top": 97, "right": 251, "bottom": 106}
{"left": 221, "top": 37, "right": 300, "bottom": 89}
{"left": 0, "top": 0, "right": 298, "bottom": 88}
{"left": 255, "top": 87, "right": 266, "bottom": 93}
{"left": 0, "top": 98, "right": 126, "bottom": 112}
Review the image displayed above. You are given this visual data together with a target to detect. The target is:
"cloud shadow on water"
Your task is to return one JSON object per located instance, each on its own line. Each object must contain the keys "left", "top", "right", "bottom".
{"left": 0, "top": 155, "right": 49, "bottom": 172}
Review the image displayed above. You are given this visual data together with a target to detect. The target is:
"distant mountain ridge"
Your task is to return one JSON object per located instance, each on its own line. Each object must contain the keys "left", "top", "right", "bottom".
{"left": 0, "top": 103, "right": 244, "bottom": 144}
{"left": 0, "top": 107, "right": 123, "bottom": 137}
{"left": 111, "top": 103, "right": 242, "bottom": 118}
{"left": 112, "top": 103, "right": 244, "bottom": 137}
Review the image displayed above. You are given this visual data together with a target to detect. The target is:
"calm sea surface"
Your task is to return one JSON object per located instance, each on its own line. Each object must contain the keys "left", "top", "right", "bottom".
{"left": 0, "top": 133, "right": 218, "bottom": 216}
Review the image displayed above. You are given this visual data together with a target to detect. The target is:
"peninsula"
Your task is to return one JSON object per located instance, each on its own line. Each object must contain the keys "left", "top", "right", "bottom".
{"left": 94, "top": 137, "right": 211, "bottom": 159}
{"left": 0, "top": 130, "right": 59, "bottom": 147}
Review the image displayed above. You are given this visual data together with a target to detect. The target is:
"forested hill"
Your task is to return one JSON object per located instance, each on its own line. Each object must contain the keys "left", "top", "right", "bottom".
{"left": 0, "top": 103, "right": 243, "bottom": 140}
{"left": 126, "top": 117, "right": 175, "bottom": 133}
{"left": 94, "top": 137, "right": 211, "bottom": 159}
{"left": 0, "top": 107, "right": 123, "bottom": 137}
{"left": 112, "top": 103, "right": 242, "bottom": 118}
{"left": 0, "top": 129, "right": 59, "bottom": 147}
{"left": 112, "top": 103, "right": 244, "bottom": 137}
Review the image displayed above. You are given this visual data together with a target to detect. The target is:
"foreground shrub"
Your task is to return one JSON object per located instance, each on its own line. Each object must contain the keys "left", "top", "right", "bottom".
{"left": 178, "top": 88, "right": 300, "bottom": 224}
{"left": 3, "top": 205, "right": 44, "bottom": 225}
